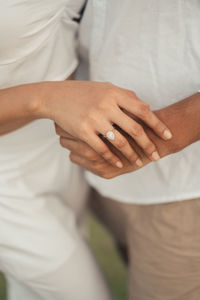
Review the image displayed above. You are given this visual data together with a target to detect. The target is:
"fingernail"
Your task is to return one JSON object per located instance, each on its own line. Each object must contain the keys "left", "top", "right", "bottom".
{"left": 136, "top": 159, "right": 143, "bottom": 167}
{"left": 164, "top": 129, "right": 172, "bottom": 140}
{"left": 116, "top": 161, "right": 123, "bottom": 168}
{"left": 152, "top": 151, "right": 160, "bottom": 161}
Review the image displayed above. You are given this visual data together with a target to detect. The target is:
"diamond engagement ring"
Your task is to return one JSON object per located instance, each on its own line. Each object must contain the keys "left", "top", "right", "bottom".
{"left": 105, "top": 130, "right": 115, "bottom": 141}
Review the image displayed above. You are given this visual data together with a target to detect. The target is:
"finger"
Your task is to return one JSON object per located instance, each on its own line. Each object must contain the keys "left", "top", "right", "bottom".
{"left": 83, "top": 131, "right": 124, "bottom": 169}
{"left": 55, "top": 123, "right": 75, "bottom": 139}
{"left": 94, "top": 118, "right": 142, "bottom": 166}
{"left": 70, "top": 153, "right": 97, "bottom": 172}
{"left": 69, "top": 153, "right": 109, "bottom": 178}
{"left": 117, "top": 94, "right": 173, "bottom": 140}
{"left": 102, "top": 128, "right": 142, "bottom": 166}
{"left": 60, "top": 137, "right": 102, "bottom": 162}
{"left": 112, "top": 108, "right": 161, "bottom": 161}
{"left": 60, "top": 137, "right": 87, "bottom": 152}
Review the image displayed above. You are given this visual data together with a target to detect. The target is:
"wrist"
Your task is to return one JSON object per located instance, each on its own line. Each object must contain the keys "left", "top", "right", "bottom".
{"left": 153, "top": 108, "right": 178, "bottom": 157}
{"left": 32, "top": 81, "right": 73, "bottom": 121}
{"left": 153, "top": 92, "right": 200, "bottom": 157}
{"left": 26, "top": 82, "right": 54, "bottom": 119}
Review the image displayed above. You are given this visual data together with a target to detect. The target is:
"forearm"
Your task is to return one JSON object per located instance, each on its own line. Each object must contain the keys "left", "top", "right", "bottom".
{"left": 55, "top": 92, "right": 200, "bottom": 179}
{"left": 0, "top": 119, "right": 35, "bottom": 136}
{"left": 0, "top": 82, "right": 57, "bottom": 136}
{"left": 148, "top": 92, "right": 200, "bottom": 158}
{"left": 106, "top": 92, "right": 200, "bottom": 176}
{"left": 0, "top": 74, "right": 75, "bottom": 136}
{"left": 0, "top": 82, "right": 46, "bottom": 135}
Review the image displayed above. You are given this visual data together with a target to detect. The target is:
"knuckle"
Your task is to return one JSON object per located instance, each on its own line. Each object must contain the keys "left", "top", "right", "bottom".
{"left": 92, "top": 160, "right": 101, "bottom": 168}
{"left": 90, "top": 164, "right": 106, "bottom": 177}
{"left": 79, "top": 120, "right": 90, "bottom": 135}
{"left": 98, "top": 146, "right": 109, "bottom": 157}
{"left": 101, "top": 86, "right": 120, "bottom": 108}
{"left": 87, "top": 108, "right": 98, "bottom": 122}
{"left": 103, "top": 153, "right": 115, "bottom": 164}
{"left": 124, "top": 89, "right": 136, "bottom": 98}
{"left": 103, "top": 153, "right": 117, "bottom": 166}
{"left": 87, "top": 151, "right": 99, "bottom": 162}
{"left": 106, "top": 86, "right": 119, "bottom": 100}
{"left": 116, "top": 137, "right": 127, "bottom": 149}
{"left": 132, "top": 124, "right": 144, "bottom": 136}
{"left": 93, "top": 160, "right": 105, "bottom": 169}
{"left": 98, "top": 99, "right": 109, "bottom": 111}
{"left": 138, "top": 103, "right": 150, "bottom": 117}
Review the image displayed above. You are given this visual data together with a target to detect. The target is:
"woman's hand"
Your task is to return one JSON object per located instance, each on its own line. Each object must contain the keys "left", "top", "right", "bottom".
{"left": 42, "top": 81, "right": 172, "bottom": 168}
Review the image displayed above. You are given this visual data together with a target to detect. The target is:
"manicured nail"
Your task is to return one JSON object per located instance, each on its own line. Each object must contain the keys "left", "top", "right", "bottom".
{"left": 152, "top": 151, "right": 160, "bottom": 161}
{"left": 136, "top": 159, "right": 143, "bottom": 167}
{"left": 116, "top": 161, "right": 123, "bottom": 168}
{"left": 164, "top": 129, "right": 172, "bottom": 140}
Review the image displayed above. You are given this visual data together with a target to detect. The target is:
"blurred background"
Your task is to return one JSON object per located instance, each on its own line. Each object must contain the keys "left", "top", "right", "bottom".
{"left": 0, "top": 216, "right": 127, "bottom": 300}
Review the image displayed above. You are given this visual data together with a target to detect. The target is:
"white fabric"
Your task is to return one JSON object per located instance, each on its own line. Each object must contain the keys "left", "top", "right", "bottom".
{"left": 6, "top": 234, "right": 113, "bottom": 300}
{"left": 0, "top": 0, "right": 87, "bottom": 263}
{"left": 0, "top": 120, "right": 86, "bottom": 278}
{"left": 0, "top": 0, "right": 84, "bottom": 88}
{"left": 77, "top": 0, "right": 200, "bottom": 204}
{"left": 0, "top": 1, "right": 108, "bottom": 298}
{"left": 5, "top": 216, "right": 113, "bottom": 300}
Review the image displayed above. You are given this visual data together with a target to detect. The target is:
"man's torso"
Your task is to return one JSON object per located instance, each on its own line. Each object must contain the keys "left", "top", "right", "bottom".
{"left": 77, "top": 0, "right": 200, "bottom": 204}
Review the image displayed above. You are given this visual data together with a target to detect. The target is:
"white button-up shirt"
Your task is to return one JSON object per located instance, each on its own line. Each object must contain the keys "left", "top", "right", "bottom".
{"left": 77, "top": 0, "right": 200, "bottom": 204}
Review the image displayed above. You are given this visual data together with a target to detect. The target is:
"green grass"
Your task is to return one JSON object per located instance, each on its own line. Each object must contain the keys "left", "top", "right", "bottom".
{"left": 0, "top": 216, "right": 127, "bottom": 300}
{"left": 88, "top": 216, "right": 127, "bottom": 300}
{"left": 0, "top": 272, "right": 6, "bottom": 300}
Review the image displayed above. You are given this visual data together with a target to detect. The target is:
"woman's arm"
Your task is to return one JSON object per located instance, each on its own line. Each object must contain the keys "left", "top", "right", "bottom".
{"left": 42, "top": 80, "right": 172, "bottom": 167}
{"left": 0, "top": 74, "right": 74, "bottom": 136}
{"left": 0, "top": 80, "right": 172, "bottom": 168}
{"left": 0, "top": 82, "right": 44, "bottom": 135}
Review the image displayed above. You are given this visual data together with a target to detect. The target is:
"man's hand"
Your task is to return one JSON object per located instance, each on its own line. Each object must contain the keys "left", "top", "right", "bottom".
{"left": 55, "top": 92, "right": 200, "bottom": 179}
{"left": 55, "top": 125, "right": 136, "bottom": 179}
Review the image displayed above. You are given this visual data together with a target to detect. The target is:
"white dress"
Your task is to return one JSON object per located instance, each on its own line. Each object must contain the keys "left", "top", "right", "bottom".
{"left": 0, "top": 1, "right": 113, "bottom": 300}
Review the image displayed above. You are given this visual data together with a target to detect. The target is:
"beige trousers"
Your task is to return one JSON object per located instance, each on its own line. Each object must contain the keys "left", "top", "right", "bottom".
{"left": 90, "top": 189, "right": 200, "bottom": 300}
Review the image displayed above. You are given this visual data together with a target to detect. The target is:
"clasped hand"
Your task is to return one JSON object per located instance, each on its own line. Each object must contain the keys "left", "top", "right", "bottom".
{"left": 51, "top": 81, "right": 172, "bottom": 177}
